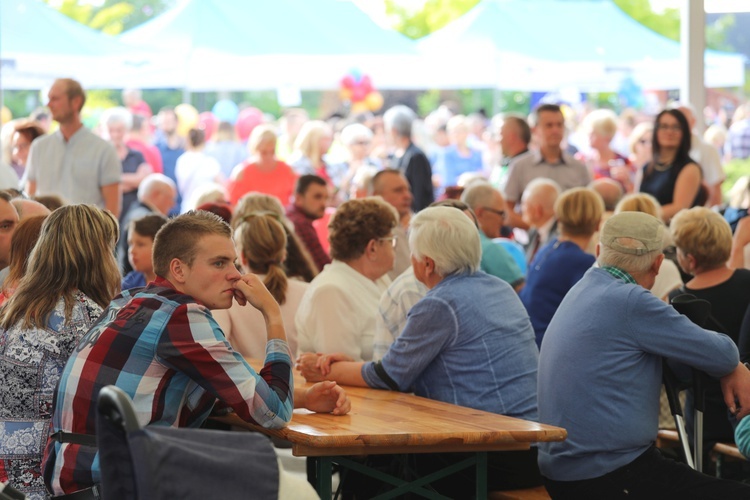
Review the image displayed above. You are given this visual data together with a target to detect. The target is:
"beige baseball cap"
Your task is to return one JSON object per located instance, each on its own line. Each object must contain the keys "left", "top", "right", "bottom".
{"left": 600, "top": 211, "right": 665, "bottom": 255}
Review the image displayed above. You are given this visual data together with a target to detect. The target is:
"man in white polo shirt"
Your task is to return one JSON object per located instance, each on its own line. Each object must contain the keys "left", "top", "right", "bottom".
{"left": 504, "top": 104, "right": 590, "bottom": 225}
{"left": 25, "top": 78, "right": 122, "bottom": 217}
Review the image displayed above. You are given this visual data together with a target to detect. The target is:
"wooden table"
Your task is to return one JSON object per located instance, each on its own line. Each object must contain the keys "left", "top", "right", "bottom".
{"left": 219, "top": 361, "right": 566, "bottom": 499}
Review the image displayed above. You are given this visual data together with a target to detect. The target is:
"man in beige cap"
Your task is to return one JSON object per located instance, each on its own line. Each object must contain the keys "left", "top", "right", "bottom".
{"left": 537, "top": 211, "right": 750, "bottom": 499}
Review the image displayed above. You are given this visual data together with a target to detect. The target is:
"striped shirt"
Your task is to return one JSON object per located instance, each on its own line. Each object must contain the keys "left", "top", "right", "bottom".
{"left": 42, "top": 277, "right": 293, "bottom": 495}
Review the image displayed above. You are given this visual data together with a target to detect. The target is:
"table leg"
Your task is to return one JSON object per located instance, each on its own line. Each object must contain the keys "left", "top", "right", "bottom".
{"left": 475, "top": 451, "right": 487, "bottom": 499}
{"left": 314, "top": 456, "right": 333, "bottom": 499}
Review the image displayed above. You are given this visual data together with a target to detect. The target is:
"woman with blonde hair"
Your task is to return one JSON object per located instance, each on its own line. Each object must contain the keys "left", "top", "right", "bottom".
{"left": 614, "top": 192, "right": 683, "bottom": 301}
{"left": 227, "top": 124, "right": 298, "bottom": 207}
{"left": 628, "top": 122, "right": 654, "bottom": 169}
{"left": 0, "top": 204, "right": 120, "bottom": 499}
{"left": 290, "top": 120, "right": 339, "bottom": 185}
{"left": 233, "top": 192, "right": 317, "bottom": 282}
{"left": 669, "top": 206, "right": 750, "bottom": 446}
{"left": 520, "top": 187, "right": 603, "bottom": 347}
{"left": 213, "top": 212, "right": 308, "bottom": 358}
{"left": 578, "top": 109, "right": 634, "bottom": 192}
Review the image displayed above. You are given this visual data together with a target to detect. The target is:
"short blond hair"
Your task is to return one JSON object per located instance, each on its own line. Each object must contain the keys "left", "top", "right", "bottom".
{"left": 615, "top": 192, "right": 662, "bottom": 220}
{"left": 628, "top": 122, "right": 653, "bottom": 156}
{"left": 248, "top": 124, "right": 277, "bottom": 155}
{"left": 670, "top": 207, "right": 732, "bottom": 270}
{"left": 583, "top": 109, "right": 618, "bottom": 138}
{"left": 554, "top": 187, "right": 604, "bottom": 237}
{"left": 293, "top": 120, "right": 331, "bottom": 169}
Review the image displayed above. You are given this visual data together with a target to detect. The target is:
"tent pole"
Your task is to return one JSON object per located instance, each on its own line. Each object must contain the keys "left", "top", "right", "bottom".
{"left": 680, "top": 0, "right": 705, "bottom": 131}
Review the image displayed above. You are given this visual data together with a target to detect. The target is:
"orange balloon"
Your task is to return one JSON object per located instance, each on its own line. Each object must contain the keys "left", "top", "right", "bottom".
{"left": 339, "top": 88, "right": 353, "bottom": 102}
{"left": 365, "top": 91, "right": 384, "bottom": 112}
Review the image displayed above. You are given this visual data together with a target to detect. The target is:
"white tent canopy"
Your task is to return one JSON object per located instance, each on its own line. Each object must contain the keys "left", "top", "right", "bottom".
{"left": 415, "top": 0, "right": 745, "bottom": 91}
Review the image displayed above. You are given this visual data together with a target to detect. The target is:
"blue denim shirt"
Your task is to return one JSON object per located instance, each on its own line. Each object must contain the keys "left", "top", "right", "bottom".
{"left": 362, "top": 270, "right": 539, "bottom": 420}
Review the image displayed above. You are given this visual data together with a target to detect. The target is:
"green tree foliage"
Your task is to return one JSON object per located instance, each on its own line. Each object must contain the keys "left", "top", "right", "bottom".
{"left": 44, "top": 0, "right": 173, "bottom": 35}
{"left": 384, "top": 0, "right": 479, "bottom": 40}
{"left": 613, "top": 0, "right": 734, "bottom": 51}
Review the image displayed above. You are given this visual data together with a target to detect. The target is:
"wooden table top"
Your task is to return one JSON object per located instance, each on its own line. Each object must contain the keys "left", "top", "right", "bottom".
{"left": 218, "top": 359, "right": 567, "bottom": 457}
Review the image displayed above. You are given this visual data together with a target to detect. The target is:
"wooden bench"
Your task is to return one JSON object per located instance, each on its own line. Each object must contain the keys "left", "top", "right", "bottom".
{"left": 656, "top": 429, "right": 680, "bottom": 449}
{"left": 657, "top": 428, "right": 747, "bottom": 478}
{"left": 489, "top": 485, "right": 551, "bottom": 499}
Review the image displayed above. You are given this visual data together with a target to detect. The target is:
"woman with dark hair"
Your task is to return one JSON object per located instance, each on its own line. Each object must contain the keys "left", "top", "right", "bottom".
{"left": 637, "top": 108, "right": 703, "bottom": 222}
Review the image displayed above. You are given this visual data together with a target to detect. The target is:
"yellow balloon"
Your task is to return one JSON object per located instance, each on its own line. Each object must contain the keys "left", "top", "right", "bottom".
{"left": 175, "top": 103, "right": 199, "bottom": 137}
{"left": 1, "top": 106, "right": 12, "bottom": 125}
{"left": 365, "top": 91, "right": 384, "bottom": 112}
{"left": 351, "top": 101, "right": 369, "bottom": 114}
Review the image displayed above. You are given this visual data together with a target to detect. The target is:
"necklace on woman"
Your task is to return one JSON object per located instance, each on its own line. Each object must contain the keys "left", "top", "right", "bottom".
{"left": 653, "top": 161, "right": 673, "bottom": 172}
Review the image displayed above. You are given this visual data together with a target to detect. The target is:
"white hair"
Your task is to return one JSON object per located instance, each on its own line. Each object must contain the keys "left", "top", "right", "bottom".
{"left": 409, "top": 207, "right": 481, "bottom": 276}
{"left": 340, "top": 123, "right": 373, "bottom": 146}
{"left": 460, "top": 182, "right": 497, "bottom": 211}
{"left": 102, "top": 106, "right": 133, "bottom": 130}
{"left": 353, "top": 166, "right": 380, "bottom": 196}
{"left": 384, "top": 105, "right": 416, "bottom": 138}
{"left": 138, "top": 173, "right": 176, "bottom": 200}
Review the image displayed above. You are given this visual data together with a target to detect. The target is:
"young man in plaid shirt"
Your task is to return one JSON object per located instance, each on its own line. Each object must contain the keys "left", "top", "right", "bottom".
{"left": 42, "top": 211, "right": 349, "bottom": 498}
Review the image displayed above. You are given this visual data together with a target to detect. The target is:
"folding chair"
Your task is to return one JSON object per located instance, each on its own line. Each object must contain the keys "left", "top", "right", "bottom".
{"left": 0, "top": 483, "right": 26, "bottom": 500}
{"left": 664, "top": 294, "right": 714, "bottom": 472}
{"left": 96, "top": 386, "right": 281, "bottom": 499}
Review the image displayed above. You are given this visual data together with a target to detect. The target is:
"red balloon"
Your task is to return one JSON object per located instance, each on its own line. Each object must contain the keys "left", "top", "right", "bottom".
{"left": 235, "top": 107, "right": 263, "bottom": 142}
{"left": 351, "top": 86, "right": 368, "bottom": 102}
{"left": 359, "top": 75, "right": 373, "bottom": 94}
{"left": 198, "top": 112, "right": 218, "bottom": 141}
{"left": 341, "top": 75, "right": 355, "bottom": 89}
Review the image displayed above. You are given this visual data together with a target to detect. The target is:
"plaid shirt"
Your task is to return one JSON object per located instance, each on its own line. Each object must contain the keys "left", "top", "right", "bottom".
{"left": 727, "top": 119, "right": 750, "bottom": 160}
{"left": 286, "top": 204, "right": 331, "bottom": 272}
{"left": 42, "top": 277, "right": 293, "bottom": 495}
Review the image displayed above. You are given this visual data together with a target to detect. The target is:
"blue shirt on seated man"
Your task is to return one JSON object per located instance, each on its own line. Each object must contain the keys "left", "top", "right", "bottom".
{"left": 538, "top": 211, "right": 750, "bottom": 499}
{"left": 297, "top": 206, "right": 541, "bottom": 495}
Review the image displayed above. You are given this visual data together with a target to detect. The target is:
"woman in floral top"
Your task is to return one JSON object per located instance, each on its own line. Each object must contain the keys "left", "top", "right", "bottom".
{"left": 0, "top": 204, "right": 120, "bottom": 499}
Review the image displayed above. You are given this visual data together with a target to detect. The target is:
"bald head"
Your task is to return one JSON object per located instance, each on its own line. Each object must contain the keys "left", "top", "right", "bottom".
{"left": 676, "top": 104, "right": 696, "bottom": 130}
{"left": 521, "top": 178, "right": 560, "bottom": 227}
{"left": 589, "top": 178, "right": 624, "bottom": 212}
{"left": 11, "top": 199, "right": 51, "bottom": 221}
{"left": 138, "top": 173, "right": 177, "bottom": 215}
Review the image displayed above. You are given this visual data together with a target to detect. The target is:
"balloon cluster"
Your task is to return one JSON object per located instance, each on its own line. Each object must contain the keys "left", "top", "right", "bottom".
{"left": 339, "top": 70, "right": 383, "bottom": 114}
{"left": 173, "top": 100, "right": 264, "bottom": 142}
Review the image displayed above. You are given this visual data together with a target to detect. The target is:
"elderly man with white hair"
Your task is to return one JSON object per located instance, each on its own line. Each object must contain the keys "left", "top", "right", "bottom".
{"left": 538, "top": 211, "right": 750, "bottom": 499}
{"left": 117, "top": 173, "right": 177, "bottom": 273}
{"left": 298, "top": 206, "right": 541, "bottom": 495}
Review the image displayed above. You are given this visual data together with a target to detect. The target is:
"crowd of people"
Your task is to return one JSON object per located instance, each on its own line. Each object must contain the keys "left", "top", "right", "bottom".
{"left": 3, "top": 77, "right": 750, "bottom": 498}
